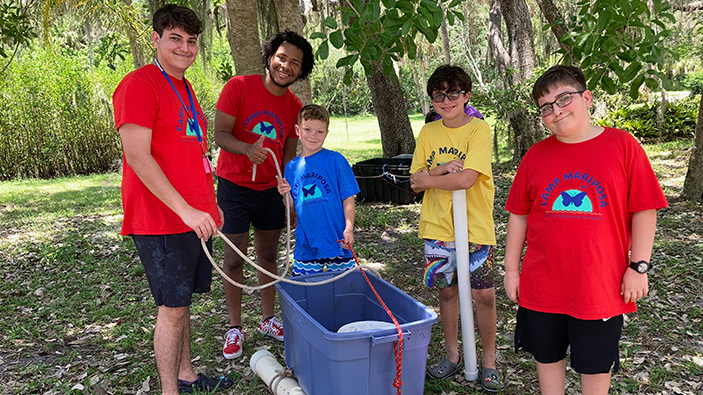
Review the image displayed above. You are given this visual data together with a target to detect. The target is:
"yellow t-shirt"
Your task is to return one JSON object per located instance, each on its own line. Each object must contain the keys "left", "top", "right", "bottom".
{"left": 410, "top": 118, "right": 496, "bottom": 245}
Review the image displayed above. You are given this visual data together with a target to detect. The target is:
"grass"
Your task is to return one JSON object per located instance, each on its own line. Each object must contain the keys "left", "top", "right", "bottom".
{"left": 325, "top": 113, "right": 427, "bottom": 164}
{"left": 1, "top": 118, "right": 701, "bottom": 394}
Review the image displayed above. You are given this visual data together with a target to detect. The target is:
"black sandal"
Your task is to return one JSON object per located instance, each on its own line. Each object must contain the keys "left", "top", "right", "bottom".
{"left": 479, "top": 360, "right": 501, "bottom": 393}
{"left": 177, "top": 373, "right": 234, "bottom": 393}
{"left": 426, "top": 357, "right": 463, "bottom": 380}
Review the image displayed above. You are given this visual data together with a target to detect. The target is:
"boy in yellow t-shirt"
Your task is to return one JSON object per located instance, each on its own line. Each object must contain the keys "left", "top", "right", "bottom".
{"left": 410, "top": 65, "right": 499, "bottom": 392}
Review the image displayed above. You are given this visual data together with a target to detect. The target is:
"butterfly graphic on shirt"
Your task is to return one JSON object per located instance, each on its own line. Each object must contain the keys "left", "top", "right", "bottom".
{"left": 551, "top": 189, "right": 594, "bottom": 213}
{"left": 300, "top": 183, "right": 323, "bottom": 202}
{"left": 560, "top": 191, "right": 587, "bottom": 207}
{"left": 254, "top": 121, "right": 277, "bottom": 139}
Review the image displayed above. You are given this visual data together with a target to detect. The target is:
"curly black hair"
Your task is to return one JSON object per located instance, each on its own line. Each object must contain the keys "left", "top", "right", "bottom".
{"left": 152, "top": 4, "right": 203, "bottom": 37}
{"left": 262, "top": 30, "right": 315, "bottom": 81}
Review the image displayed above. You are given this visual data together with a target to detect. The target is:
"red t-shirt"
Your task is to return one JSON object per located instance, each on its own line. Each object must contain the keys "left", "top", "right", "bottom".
{"left": 215, "top": 75, "right": 301, "bottom": 190}
{"left": 113, "top": 64, "right": 220, "bottom": 235}
{"left": 505, "top": 128, "right": 668, "bottom": 319}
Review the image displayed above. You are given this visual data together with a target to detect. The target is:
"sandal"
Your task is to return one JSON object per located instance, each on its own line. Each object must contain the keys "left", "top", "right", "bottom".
{"left": 426, "top": 357, "right": 463, "bottom": 380}
{"left": 177, "top": 373, "right": 234, "bottom": 394}
{"left": 479, "top": 360, "right": 501, "bottom": 393}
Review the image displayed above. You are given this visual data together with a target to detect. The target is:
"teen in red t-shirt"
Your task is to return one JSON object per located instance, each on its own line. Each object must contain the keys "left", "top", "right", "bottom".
{"left": 113, "top": 5, "right": 231, "bottom": 394}
{"left": 213, "top": 30, "right": 315, "bottom": 360}
{"left": 504, "top": 65, "right": 667, "bottom": 394}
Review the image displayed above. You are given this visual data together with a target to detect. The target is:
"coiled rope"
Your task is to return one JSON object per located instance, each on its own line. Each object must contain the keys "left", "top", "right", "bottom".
{"left": 201, "top": 147, "right": 380, "bottom": 289}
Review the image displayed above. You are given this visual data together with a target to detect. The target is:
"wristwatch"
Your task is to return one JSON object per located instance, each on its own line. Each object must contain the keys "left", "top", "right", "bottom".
{"left": 629, "top": 260, "right": 652, "bottom": 274}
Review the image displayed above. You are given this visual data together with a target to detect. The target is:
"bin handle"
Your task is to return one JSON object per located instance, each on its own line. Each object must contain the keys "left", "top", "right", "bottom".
{"left": 371, "top": 330, "right": 411, "bottom": 346}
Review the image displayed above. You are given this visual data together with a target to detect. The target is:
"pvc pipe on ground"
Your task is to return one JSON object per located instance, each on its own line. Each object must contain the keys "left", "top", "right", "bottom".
{"left": 452, "top": 190, "right": 479, "bottom": 381}
{"left": 250, "top": 350, "right": 307, "bottom": 395}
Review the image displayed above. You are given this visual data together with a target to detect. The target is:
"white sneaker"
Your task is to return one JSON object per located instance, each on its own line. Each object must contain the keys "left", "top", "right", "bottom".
{"left": 222, "top": 327, "right": 243, "bottom": 359}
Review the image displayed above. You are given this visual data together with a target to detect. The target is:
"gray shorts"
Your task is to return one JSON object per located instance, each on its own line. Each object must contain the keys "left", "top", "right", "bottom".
{"left": 422, "top": 239, "right": 495, "bottom": 289}
{"left": 132, "top": 232, "right": 213, "bottom": 307}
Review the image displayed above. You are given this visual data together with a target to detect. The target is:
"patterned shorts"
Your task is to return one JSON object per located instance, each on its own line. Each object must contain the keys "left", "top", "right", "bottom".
{"left": 292, "top": 256, "right": 356, "bottom": 276}
{"left": 423, "top": 239, "right": 494, "bottom": 289}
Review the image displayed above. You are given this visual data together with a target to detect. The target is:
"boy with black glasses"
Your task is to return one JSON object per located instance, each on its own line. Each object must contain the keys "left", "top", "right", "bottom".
{"left": 410, "top": 65, "right": 501, "bottom": 392}
{"left": 504, "top": 65, "right": 667, "bottom": 394}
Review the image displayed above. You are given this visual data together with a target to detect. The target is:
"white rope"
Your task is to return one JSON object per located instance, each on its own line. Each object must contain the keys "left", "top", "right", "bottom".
{"left": 267, "top": 366, "right": 295, "bottom": 394}
{"left": 202, "top": 230, "right": 380, "bottom": 290}
{"left": 203, "top": 147, "right": 381, "bottom": 291}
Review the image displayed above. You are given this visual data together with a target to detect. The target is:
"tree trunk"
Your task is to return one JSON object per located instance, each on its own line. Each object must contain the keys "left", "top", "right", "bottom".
{"left": 122, "top": 0, "right": 147, "bottom": 69}
{"left": 534, "top": 0, "right": 573, "bottom": 59}
{"left": 439, "top": 4, "right": 451, "bottom": 65}
{"left": 258, "top": 0, "right": 280, "bottom": 43}
{"left": 681, "top": 94, "right": 703, "bottom": 201}
{"left": 366, "top": 61, "right": 416, "bottom": 157}
{"left": 487, "top": 0, "right": 510, "bottom": 84}
{"left": 274, "top": 0, "right": 313, "bottom": 105}
{"left": 492, "top": 0, "right": 545, "bottom": 161}
{"left": 197, "top": 0, "right": 213, "bottom": 72}
{"left": 225, "top": 0, "right": 262, "bottom": 76}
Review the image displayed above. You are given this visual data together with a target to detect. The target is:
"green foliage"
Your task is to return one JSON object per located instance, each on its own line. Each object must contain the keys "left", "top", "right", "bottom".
{"left": 555, "top": 0, "right": 676, "bottom": 98}
{"left": 94, "top": 33, "right": 129, "bottom": 70}
{"left": 682, "top": 71, "right": 703, "bottom": 95}
{"left": 597, "top": 95, "right": 698, "bottom": 142}
{"left": 311, "top": 0, "right": 464, "bottom": 80}
{"left": 0, "top": 47, "right": 124, "bottom": 180}
{"left": 0, "top": 0, "right": 36, "bottom": 59}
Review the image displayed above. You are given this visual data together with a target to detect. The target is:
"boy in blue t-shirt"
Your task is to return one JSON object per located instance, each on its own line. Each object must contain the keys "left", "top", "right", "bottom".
{"left": 277, "top": 104, "right": 360, "bottom": 276}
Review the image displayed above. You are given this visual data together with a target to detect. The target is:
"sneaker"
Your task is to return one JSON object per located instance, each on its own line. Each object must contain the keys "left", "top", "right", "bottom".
{"left": 222, "top": 327, "right": 243, "bottom": 359}
{"left": 258, "top": 316, "right": 284, "bottom": 341}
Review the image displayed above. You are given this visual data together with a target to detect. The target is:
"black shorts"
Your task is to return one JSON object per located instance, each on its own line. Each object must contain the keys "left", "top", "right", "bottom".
{"left": 217, "top": 176, "right": 285, "bottom": 234}
{"left": 132, "top": 232, "right": 213, "bottom": 308}
{"left": 514, "top": 307, "right": 624, "bottom": 374}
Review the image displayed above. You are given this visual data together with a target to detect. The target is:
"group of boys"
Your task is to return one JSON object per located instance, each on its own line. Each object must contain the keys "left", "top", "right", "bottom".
{"left": 113, "top": 4, "right": 667, "bottom": 395}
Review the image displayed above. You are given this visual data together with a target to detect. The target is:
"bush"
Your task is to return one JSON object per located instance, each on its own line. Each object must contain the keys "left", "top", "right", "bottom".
{"left": 682, "top": 71, "right": 703, "bottom": 95}
{"left": 596, "top": 95, "right": 699, "bottom": 143}
{"left": 0, "top": 47, "right": 125, "bottom": 180}
{"left": 0, "top": 46, "right": 224, "bottom": 180}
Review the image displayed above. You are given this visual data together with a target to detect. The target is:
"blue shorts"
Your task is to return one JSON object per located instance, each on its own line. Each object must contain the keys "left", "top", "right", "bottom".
{"left": 292, "top": 256, "right": 355, "bottom": 276}
{"left": 514, "top": 307, "right": 624, "bottom": 374}
{"left": 422, "top": 239, "right": 494, "bottom": 289}
{"left": 132, "top": 232, "right": 213, "bottom": 307}
{"left": 217, "top": 176, "right": 285, "bottom": 234}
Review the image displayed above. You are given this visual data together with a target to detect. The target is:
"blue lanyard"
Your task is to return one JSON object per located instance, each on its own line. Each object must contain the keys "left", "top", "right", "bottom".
{"left": 154, "top": 58, "right": 203, "bottom": 145}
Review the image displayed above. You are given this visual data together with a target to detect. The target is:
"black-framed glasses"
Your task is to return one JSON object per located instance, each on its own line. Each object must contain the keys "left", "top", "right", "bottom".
{"left": 431, "top": 90, "right": 465, "bottom": 103}
{"left": 536, "top": 91, "right": 585, "bottom": 117}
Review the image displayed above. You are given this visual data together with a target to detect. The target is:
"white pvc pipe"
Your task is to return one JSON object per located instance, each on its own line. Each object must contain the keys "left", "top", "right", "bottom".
{"left": 250, "top": 350, "right": 307, "bottom": 395}
{"left": 452, "top": 190, "right": 479, "bottom": 381}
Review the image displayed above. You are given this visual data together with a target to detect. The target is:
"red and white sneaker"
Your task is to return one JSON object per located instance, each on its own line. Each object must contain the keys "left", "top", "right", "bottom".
{"left": 222, "top": 327, "right": 243, "bottom": 359}
{"left": 258, "top": 316, "right": 284, "bottom": 341}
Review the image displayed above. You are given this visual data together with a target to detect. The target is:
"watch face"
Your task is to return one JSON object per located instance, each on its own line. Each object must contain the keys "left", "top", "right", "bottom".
{"left": 638, "top": 262, "right": 648, "bottom": 273}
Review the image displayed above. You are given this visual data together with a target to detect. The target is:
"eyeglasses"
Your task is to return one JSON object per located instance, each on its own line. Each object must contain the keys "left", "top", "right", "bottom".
{"left": 431, "top": 90, "right": 465, "bottom": 103}
{"left": 536, "top": 91, "right": 585, "bottom": 117}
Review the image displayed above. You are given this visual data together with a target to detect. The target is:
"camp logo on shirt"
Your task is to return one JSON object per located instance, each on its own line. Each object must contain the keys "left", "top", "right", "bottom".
{"left": 300, "top": 183, "right": 323, "bottom": 202}
{"left": 178, "top": 107, "right": 207, "bottom": 139}
{"left": 243, "top": 110, "right": 286, "bottom": 139}
{"left": 541, "top": 171, "right": 609, "bottom": 220}
{"left": 294, "top": 171, "right": 332, "bottom": 204}
{"left": 254, "top": 121, "right": 277, "bottom": 139}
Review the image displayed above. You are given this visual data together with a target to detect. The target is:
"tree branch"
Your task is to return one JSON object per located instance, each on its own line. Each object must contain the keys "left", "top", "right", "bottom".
{"left": 671, "top": 1, "right": 703, "bottom": 11}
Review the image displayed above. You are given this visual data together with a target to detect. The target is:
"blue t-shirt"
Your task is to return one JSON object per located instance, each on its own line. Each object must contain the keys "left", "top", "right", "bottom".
{"left": 284, "top": 149, "right": 360, "bottom": 261}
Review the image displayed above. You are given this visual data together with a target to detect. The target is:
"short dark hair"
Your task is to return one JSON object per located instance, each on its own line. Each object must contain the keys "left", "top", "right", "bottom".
{"left": 532, "top": 65, "right": 587, "bottom": 105}
{"left": 153, "top": 4, "right": 203, "bottom": 37}
{"left": 426, "top": 65, "right": 473, "bottom": 97}
{"left": 262, "top": 30, "right": 315, "bottom": 81}
{"left": 298, "top": 104, "right": 330, "bottom": 127}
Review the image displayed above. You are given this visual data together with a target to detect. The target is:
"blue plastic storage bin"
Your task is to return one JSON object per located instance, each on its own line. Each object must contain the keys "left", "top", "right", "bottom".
{"left": 276, "top": 271, "right": 437, "bottom": 395}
